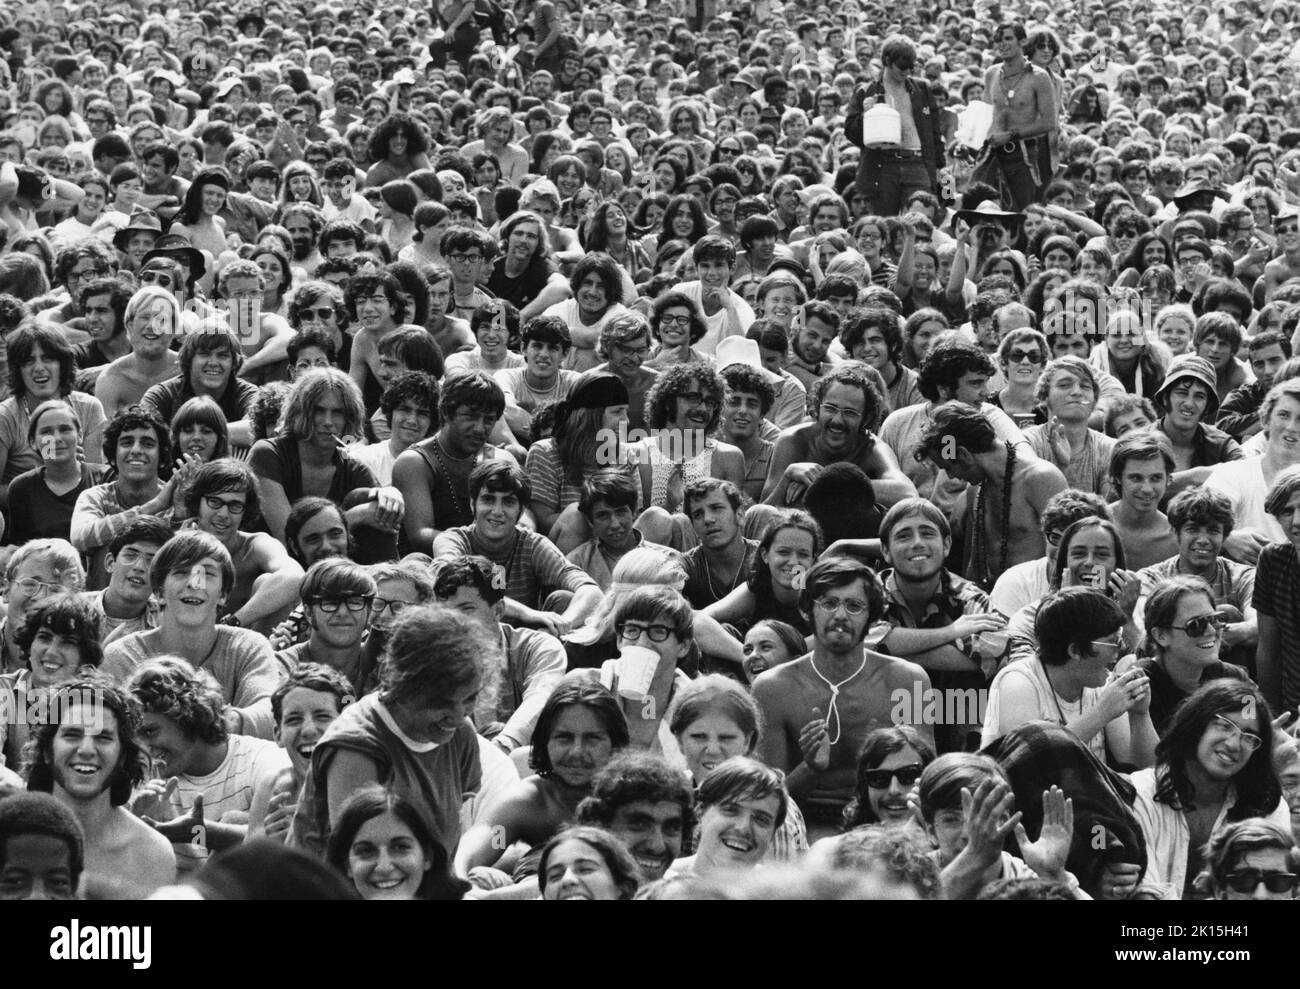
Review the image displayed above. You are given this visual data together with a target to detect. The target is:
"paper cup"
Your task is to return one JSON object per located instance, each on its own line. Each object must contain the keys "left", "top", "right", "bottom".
{"left": 616, "top": 645, "right": 661, "bottom": 702}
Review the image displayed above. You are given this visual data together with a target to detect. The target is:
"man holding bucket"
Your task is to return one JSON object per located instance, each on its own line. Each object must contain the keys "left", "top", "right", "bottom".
{"left": 845, "top": 34, "right": 946, "bottom": 217}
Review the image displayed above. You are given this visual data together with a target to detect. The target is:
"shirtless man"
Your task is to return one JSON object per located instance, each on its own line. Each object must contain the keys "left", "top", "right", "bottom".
{"left": 218, "top": 260, "right": 296, "bottom": 382}
{"left": 917, "top": 402, "right": 1068, "bottom": 591}
{"left": 1106, "top": 431, "right": 1178, "bottom": 570}
{"left": 1261, "top": 208, "right": 1300, "bottom": 303}
{"left": 763, "top": 364, "right": 917, "bottom": 509}
{"left": 453, "top": 678, "right": 627, "bottom": 889}
{"left": 95, "top": 288, "right": 179, "bottom": 416}
{"left": 753, "top": 558, "right": 933, "bottom": 836}
{"left": 25, "top": 676, "right": 176, "bottom": 897}
{"left": 974, "top": 21, "right": 1059, "bottom": 210}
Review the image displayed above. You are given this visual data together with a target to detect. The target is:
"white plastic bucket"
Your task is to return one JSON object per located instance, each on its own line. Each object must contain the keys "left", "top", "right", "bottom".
{"left": 956, "top": 100, "right": 994, "bottom": 149}
{"left": 862, "top": 103, "right": 902, "bottom": 145}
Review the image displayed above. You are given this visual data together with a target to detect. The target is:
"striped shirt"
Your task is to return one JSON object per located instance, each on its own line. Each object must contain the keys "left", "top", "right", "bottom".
{"left": 166, "top": 734, "right": 291, "bottom": 821}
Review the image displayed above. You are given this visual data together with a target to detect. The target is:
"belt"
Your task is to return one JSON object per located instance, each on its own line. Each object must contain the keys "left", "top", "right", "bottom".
{"left": 866, "top": 148, "right": 924, "bottom": 159}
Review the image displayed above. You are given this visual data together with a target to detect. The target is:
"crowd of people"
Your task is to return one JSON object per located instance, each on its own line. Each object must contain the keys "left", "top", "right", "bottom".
{"left": 3, "top": 0, "right": 1300, "bottom": 903}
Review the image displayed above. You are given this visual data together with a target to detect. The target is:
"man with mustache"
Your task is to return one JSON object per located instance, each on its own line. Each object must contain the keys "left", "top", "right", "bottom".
{"left": 755, "top": 558, "right": 933, "bottom": 838}
{"left": 25, "top": 674, "right": 176, "bottom": 897}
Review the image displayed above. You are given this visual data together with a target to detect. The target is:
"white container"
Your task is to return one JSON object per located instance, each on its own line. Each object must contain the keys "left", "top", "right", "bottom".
{"left": 956, "top": 100, "right": 994, "bottom": 149}
{"left": 615, "top": 645, "right": 662, "bottom": 702}
{"left": 862, "top": 103, "right": 902, "bottom": 146}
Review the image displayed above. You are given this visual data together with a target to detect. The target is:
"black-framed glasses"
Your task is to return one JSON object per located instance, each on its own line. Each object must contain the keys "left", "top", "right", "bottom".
{"left": 681, "top": 390, "right": 720, "bottom": 408}
{"left": 449, "top": 253, "right": 483, "bottom": 263}
{"left": 203, "top": 496, "right": 245, "bottom": 515}
{"left": 616, "top": 622, "right": 674, "bottom": 643}
{"left": 371, "top": 597, "right": 409, "bottom": 615}
{"left": 1211, "top": 714, "right": 1263, "bottom": 752}
{"left": 659, "top": 314, "right": 693, "bottom": 327}
{"left": 311, "top": 595, "right": 373, "bottom": 613}
{"left": 300, "top": 306, "right": 336, "bottom": 321}
{"left": 1223, "top": 870, "right": 1299, "bottom": 895}
{"left": 1166, "top": 614, "right": 1225, "bottom": 638}
{"left": 864, "top": 764, "right": 924, "bottom": 789}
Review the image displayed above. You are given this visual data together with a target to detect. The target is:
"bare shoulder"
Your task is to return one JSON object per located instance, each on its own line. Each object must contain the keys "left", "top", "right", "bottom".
{"left": 1021, "top": 456, "right": 1068, "bottom": 502}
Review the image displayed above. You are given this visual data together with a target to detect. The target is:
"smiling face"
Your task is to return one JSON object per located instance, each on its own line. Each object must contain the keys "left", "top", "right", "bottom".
{"left": 1196, "top": 707, "right": 1262, "bottom": 782}
{"left": 1265, "top": 395, "right": 1300, "bottom": 464}
{"left": 128, "top": 299, "right": 174, "bottom": 357}
{"left": 882, "top": 510, "right": 950, "bottom": 584}
{"left": 188, "top": 343, "right": 234, "bottom": 396}
{"left": 1155, "top": 590, "right": 1222, "bottom": 668}
{"left": 388, "top": 676, "right": 480, "bottom": 745}
{"left": 697, "top": 789, "right": 782, "bottom": 870}
{"left": 278, "top": 686, "right": 343, "bottom": 778}
{"left": 50, "top": 702, "right": 121, "bottom": 803}
{"left": 162, "top": 555, "right": 224, "bottom": 626}
{"left": 1045, "top": 368, "right": 1096, "bottom": 421}
{"left": 347, "top": 812, "right": 430, "bottom": 900}
{"left": 1063, "top": 524, "right": 1117, "bottom": 589}
{"left": 294, "top": 507, "right": 348, "bottom": 566}
{"left": 136, "top": 710, "right": 201, "bottom": 778}
{"left": 33, "top": 405, "right": 79, "bottom": 467}
{"left": 543, "top": 838, "right": 621, "bottom": 900}
{"left": 473, "top": 487, "right": 523, "bottom": 543}
{"left": 26, "top": 625, "right": 88, "bottom": 690}
{"left": 20, "top": 345, "right": 60, "bottom": 402}
{"left": 1117, "top": 454, "right": 1168, "bottom": 514}
{"left": 114, "top": 426, "right": 161, "bottom": 486}
{"left": 867, "top": 745, "right": 925, "bottom": 825}
{"left": 608, "top": 800, "right": 684, "bottom": 882}
{"left": 764, "top": 527, "right": 816, "bottom": 594}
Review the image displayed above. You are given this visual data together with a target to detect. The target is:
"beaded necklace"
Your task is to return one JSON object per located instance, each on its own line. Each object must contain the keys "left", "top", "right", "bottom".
{"left": 973, "top": 441, "right": 1017, "bottom": 590}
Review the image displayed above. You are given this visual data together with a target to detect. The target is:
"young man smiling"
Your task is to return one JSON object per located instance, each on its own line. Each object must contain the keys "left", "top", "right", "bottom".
{"left": 1217, "top": 330, "right": 1292, "bottom": 442}
{"left": 433, "top": 460, "right": 602, "bottom": 636}
{"left": 1106, "top": 431, "right": 1179, "bottom": 571}
{"left": 495, "top": 315, "right": 578, "bottom": 441}
{"left": 80, "top": 516, "right": 171, "bottom": 645}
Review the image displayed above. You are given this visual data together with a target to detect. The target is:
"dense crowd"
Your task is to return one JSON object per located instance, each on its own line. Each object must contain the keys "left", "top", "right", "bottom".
{"left": 2, "top": 0, "right": 1300, "bottom": 903}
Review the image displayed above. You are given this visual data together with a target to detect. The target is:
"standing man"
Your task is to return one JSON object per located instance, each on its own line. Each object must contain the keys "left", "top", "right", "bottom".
{"left": 845, "top": 34, "right": 945, "bottom": 216}
{"left": 974, "top": 21, "right": 1059, "bottom": 210}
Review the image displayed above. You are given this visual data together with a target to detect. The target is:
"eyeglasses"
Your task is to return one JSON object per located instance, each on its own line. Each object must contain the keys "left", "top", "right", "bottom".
{"left": 139, "top": 272, "right": 173, "bottom": 286}
{"left": 11, "top": 577, "right": 65, "bottom": 596}
{"left": 113, "top": 547, "right": 156, "bottom": 567}
{"left": 681, "top": 391, "right": 719, "bottom": 408}
{"left": 814, "top": 596, "right": 869, "bottom": 616}
{"left": 1166, "top": 614, "right": 1225, "bottom": 638}
{"left": 203, "top": 496, "right": 246, "bottom": 515}
{"left": 1222, "top": 870, "right": 1299, "bottom": 895}
{"left": 371, "top": 597, "right": 410, "bottom": 615}
{"left": 1211, "top": 714, "right": 1263, "bottom": 752}
{"left": 819, "top": 402, "right": 864, "bottom": 422}
{"left": 1090, "top": 638, "right": 1123, "bottom": 652}
{"left": 1007, "top": 349, "right": 1045, "bottom": 365}
{"left": 616, "top": 622, "right": 674, "bottom": 643}
{"left": 659, "top": 314, "right": 693, "bottom": 327}
{"left": 300, "top": 306, "right": 336, "bottom": 322}
{"left": 449, "top": 253, "right": 483, "bottom": 264}
{"left": 311, "top": 595, "right": 373, "bottom": 613}
{"left": 863, "top": 764, "right": 924, "bottom": 789}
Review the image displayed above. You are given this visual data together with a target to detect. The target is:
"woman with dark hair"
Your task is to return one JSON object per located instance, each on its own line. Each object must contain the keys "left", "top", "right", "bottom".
{"left": 168, "top": 167, "right": 231, "bottom": 289}
{"left": 1131, "top": 679, "right": 1286, "bottom": 899}
{"left": 365, "top": 112, "right": 432, "bottom": 187}
{"left": 647, "top": 291, "right": 710, "bottom": 368}
{"left": 1066, "top": 84, "right": 1104, "bottom": 125}
{"left": 839, "top": 725, "right": 936, "bottom": 831}
{"left": 656, "top": 194, "right": 708, "bottom": 254}
{"left": 454, "top": 677, "right": 629, "bottom": 889}
{"left": 582, "top": 201, "right": 652, "bottom": 285}
{"left": 651, "top": 155, "right": 686, "bottom": 196}
{"left": 742, "top": 619, "right": 807, "bottom": 680}
{"left": 327, "top": 783, "right": 469, "bottom": 900}
{"left": 539, "top": 825, "right": 643, "bottom": 900}
{"left": 251, "top": 242, "right": 293, "bottom": 318}
{"left": 703, "top": 510, "right": 824, "bottom": 636}
{"left": 0, "top": 323, "right": 107, "bottom": 507}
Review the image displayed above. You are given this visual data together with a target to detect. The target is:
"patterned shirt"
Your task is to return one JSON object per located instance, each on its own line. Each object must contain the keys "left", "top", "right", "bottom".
{"left": 1253, "top": 542, "right": 1300, "bottom": 711}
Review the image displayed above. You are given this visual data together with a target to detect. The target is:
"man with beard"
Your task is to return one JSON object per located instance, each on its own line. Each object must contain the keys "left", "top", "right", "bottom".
{"left": 784, "top": 301, "right": 842, "bottom": 393}
{"left": 395, "top": 370, "right": 509, "bottom": 555}
{"left": 125, "top": 657, "right": 290, "bottom": 855}
{"left": 24, "top": 674, "right": 176, "bottom": 896}
{"left": 680, "top": 479, "right": 758, "bottom": 609}
{"left": 917, "top": 402, "right": 1068, "bottom": 592}
{"left": 763, "top": 365, "right": 916, "bottom": 509}
{"left": 280, "top": 201, "right": 325, "bottom": 274}
{"left": 874, "top": 498, "right": 1006, "bottom": 753}
{"left": 754, "top": 558, "right": 933, "bottom": 836}
{"left": 459, "top": 678, "right": 632, "bottom": 895}
{"left": 433, "top": 460, "right": 601, "bottom": 636}
{"left": 432, "top": 555, "right": 567, "bottom": 755}
{"left": 73, "top": 277, "right": 133, "bottom": 374}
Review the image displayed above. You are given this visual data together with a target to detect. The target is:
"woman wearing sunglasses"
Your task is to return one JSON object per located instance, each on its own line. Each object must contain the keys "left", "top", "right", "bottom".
{"left": 989, "top": 328, "right": 1050, "bottom": 428}
{"left": 1134, "top": 576, "right": 1250, "bottom": 736}
{"left": 1130, "top": 679, "right": 1287, "bottom": 899}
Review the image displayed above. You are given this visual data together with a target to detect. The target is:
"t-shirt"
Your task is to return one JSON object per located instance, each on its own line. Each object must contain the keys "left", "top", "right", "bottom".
{"left": 494, "top": 366, "right": 578, "bottom": 414}
{"left": 681, "top": 539, "right": 760, "bottom": 608}
{"left": 248, "top": 436, "right": 378, "bottom": 509}
{"left": 0, "top": 391, "right": 107, "bottom": 485}
{"left": 1023, "top": 424, "right": 1115, "bottom": 498}
{"left": 139, "top": 375, "right": 259, "bottom": 428}
{"left": 291, "top": 693, "right": 482, "bottom": 858}
{"left": 167, "top": 734, "right": 291, "bottom": 821}
{"left": 70, "top": 481, "right": 176, "bottom": 591}
{"left": 444, "top": 348, "right": 524, "bottom": 377}
{"left": 673, "top": 280, "right": 756, "bottom": 355}
{"left": 431, "top": 525, "right": 597, "bottom": 608}
{"left": 350, "top": 440, "right": 398, "bottom": 486}
{"left": 1205, "top": 458, "right": 1287, "bottom": 544}
{"left": 1134, "top": 657, "right": 1249, "bottom": 735}
{"left": 101, "top": 626, "right": 281, "bottom": 739}
{"left": 542, "top": 299, "right": 632, "bottom": 372}
{"left": 78, "top": 588, "right": 158, "bottom": 645}
{"left": 488, "top": 258, "right": 555, "bottom": 311}
{"left": 7, "top": 463, "right": 105, "bottom": 544}
{"left": 989, "top": 557, "right": 1050, "bottom": 618}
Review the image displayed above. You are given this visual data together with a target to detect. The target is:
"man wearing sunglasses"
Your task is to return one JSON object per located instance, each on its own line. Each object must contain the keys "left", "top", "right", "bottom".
{"left": 845, "top": 34, "right": 946, "bottom": 217}
{"left": 1201, "top": 819, "right": 1300, "bottom": 900}
{"left": 275, "top": 558, "right": 376, "bottom": 695}
{"left": 755, "top": 557, "right": 933, "bottom": 838}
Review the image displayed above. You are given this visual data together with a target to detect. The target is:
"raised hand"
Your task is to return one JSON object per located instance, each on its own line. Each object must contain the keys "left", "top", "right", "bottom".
{"left": 960, "top": 778, "right": 1021, "bottom": 871}
{"left": 798, "top": 706, "right": 831, "bottom": 772}
{"left": 1014, "top": 786, "right": 1073, "bottom": 882}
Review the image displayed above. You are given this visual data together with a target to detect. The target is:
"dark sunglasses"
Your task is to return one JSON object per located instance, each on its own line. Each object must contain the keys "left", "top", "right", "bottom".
{"left": 864, "top": 764, "right": 924, "bottom": 789}
{"left": 1007, "top": 348, "right": 1045, "bottom": 364}
{"left": 1223, "top": 870, "right": 1299, "bottom": 895}
{"left": 300, "top": 307, "right": 336, "bottom": 321}
{"left": 1166, "top": 614, "right": 1225, "bottom": 638}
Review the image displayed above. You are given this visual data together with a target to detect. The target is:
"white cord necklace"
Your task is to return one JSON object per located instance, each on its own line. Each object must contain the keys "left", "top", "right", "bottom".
{"left": 809, "top": 655, "right": 868, "bottom": 746}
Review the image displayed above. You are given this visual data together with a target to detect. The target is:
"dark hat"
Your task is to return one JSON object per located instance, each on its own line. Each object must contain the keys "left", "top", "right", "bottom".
{"left": 236, "top": 12, "right": 266, "bottom": 34}
{"left": 1172, "top": 178, "right": 1228, "bottom": 204}
{"left": 112, "top": 207, "right": 162, "bottom": 251}
{"left": 144, "top": 238, "right": 208, "bottom": 281}
{"left": 552, "top": 371, "right": 630, "bottom": 436}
